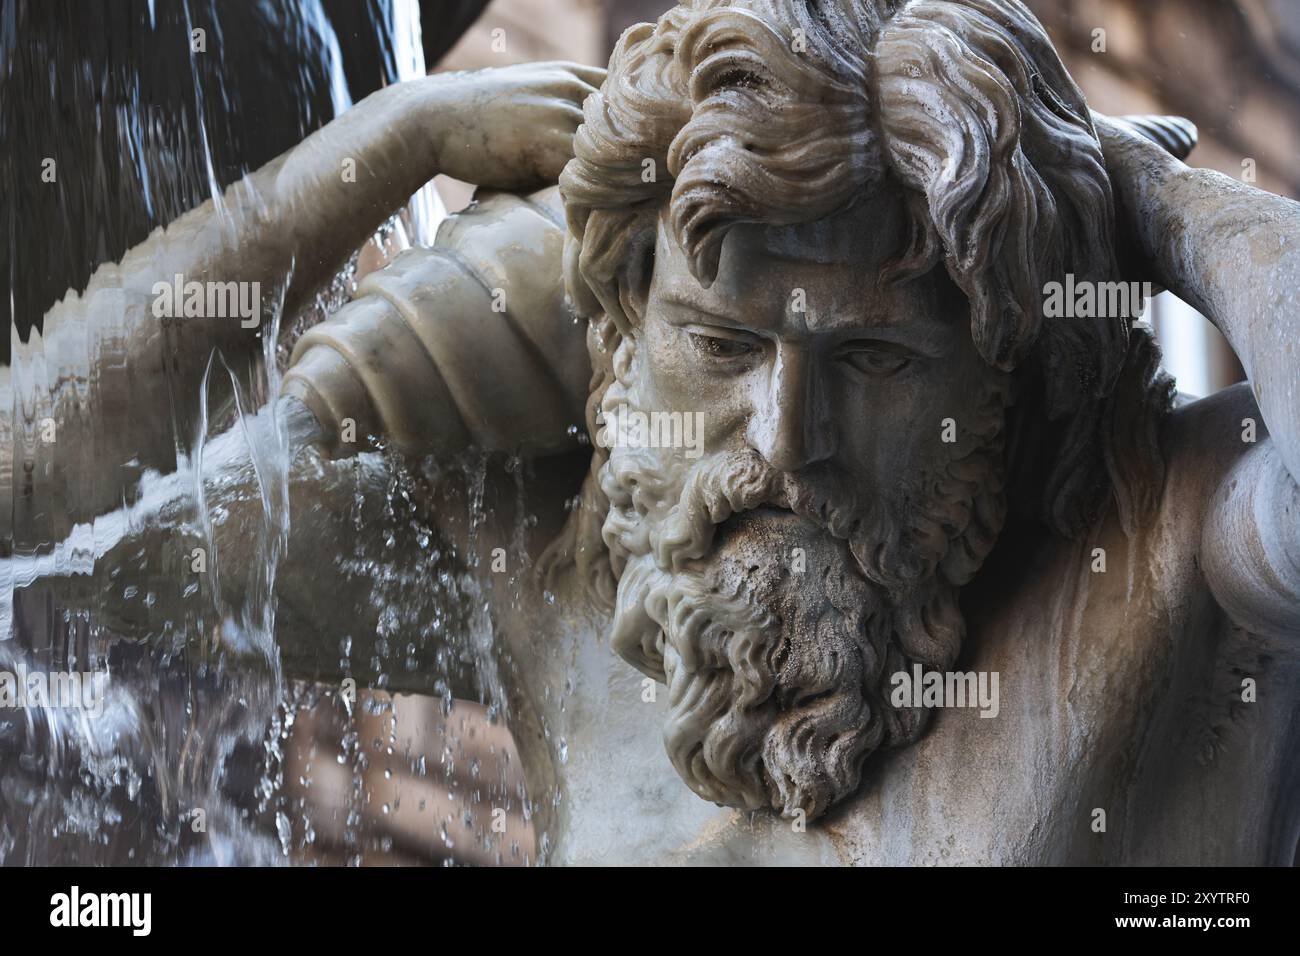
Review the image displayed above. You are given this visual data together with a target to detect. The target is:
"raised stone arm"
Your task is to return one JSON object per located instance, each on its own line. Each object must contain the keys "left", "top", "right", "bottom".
{"left": 11, "top": 63, "right": 602, "bottom": 525}
{"left": 1094, "top": 113, "right": 1300, "bottom": 637}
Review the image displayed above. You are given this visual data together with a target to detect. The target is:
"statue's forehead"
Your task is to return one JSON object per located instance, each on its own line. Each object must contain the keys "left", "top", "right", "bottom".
{"left": 649, "top": 189, "right": 953, "bottom": 337}
{"left": 722, "top": 197, "right": 906, "bottom": 266}
{"left": 656, "top": 191, "right": 907, "bottom": 271}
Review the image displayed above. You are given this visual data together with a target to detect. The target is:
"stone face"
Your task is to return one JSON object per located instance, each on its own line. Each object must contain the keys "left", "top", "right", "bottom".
{"left": 16, "top": 0, "right": 1300, "bottom": 864}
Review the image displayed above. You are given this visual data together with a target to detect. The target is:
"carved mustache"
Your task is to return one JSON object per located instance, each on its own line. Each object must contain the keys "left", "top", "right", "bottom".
{"left": 692, "top": 449, "right": 868, "bottom": 540}
{"left": 604, "top": 438, "right": 906, "bottom": 594}
{"left": 654, "top": 448, "right": 910, "bottom": 591}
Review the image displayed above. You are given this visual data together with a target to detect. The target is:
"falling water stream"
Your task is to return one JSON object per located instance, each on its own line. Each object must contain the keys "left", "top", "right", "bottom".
{"left": 1, "top": 239, "right": 537, "bottom": 865}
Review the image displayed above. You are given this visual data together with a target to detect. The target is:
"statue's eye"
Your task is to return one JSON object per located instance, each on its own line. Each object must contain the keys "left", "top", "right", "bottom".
{"left": 838, "top": 344, "right": 912, "bottom": 377}
{"left": 689, "top": 331, "right": 757, "bottom": 360}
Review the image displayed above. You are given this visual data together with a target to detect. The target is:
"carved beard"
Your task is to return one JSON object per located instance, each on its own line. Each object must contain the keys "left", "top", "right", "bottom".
{"left": 597, "top": 356, "right": 1010, "bottom": 821}
{"left": 651, "top": 514, "right": 890, "bottom": 818}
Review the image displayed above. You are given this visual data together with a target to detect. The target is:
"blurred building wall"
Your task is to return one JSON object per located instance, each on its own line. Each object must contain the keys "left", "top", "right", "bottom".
{"left": 1030, "top": 0, "right": 1300, "bottom": 199}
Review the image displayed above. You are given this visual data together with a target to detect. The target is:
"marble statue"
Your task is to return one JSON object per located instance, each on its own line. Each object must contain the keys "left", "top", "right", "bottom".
{"left": 14, "top": 0, "right": 1300, "bottom": 865}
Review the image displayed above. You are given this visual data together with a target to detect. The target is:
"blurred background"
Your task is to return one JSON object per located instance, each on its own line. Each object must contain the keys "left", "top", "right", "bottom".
{"left": 3, "top": 0, "right": 1297, "bottom": 866}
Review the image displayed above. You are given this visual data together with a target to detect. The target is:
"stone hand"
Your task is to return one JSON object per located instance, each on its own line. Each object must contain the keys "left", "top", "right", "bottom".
{"left": 429, "top": 62, "right": 606, "bottom": 190}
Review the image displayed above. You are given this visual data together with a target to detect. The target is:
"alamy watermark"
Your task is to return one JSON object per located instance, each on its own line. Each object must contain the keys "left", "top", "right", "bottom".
{"left": 151, "top": 273, "right": 261, "bottom": 327}
{"left": 0, "top": 669, "right": 108, "bottom": 718}
{"left": 596, "top": 403, "right": 705, "bottom": 459}
{"left": 1043, "top": 274, "right": 1155, "bottom": 322}
{"left": 50, "top": 886, "right": 151, "bottom": 936}
{"left": 890, "top": 665, "right": 1000, "bottom": 718}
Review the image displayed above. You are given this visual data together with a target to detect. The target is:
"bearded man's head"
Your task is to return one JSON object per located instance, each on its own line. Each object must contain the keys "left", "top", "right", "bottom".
{"left": 550, "top": 0, "right": 1172, "bottom": 820}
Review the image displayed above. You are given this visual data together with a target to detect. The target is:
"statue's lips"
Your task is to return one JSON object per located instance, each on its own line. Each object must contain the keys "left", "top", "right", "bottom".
{"left": 728, "top": 505, "right": 807, "bottom": 528}
{"left": 741, "top": 505, "right": 805, "bottom": 524}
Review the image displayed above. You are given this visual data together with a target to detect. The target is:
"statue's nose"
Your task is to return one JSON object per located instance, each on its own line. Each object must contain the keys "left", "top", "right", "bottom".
{"left": 746, "top": 344, "right": 835, "bottom": 473}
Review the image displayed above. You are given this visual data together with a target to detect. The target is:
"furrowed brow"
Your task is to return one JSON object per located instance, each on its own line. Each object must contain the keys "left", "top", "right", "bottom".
{"left": 659, "top": 294, "right": 752, "bottom": 329}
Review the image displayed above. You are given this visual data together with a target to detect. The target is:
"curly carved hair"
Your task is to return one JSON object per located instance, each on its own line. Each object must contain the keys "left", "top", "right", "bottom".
{"left": 548, "top": 0, "right": 1172, "bottom": 609}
